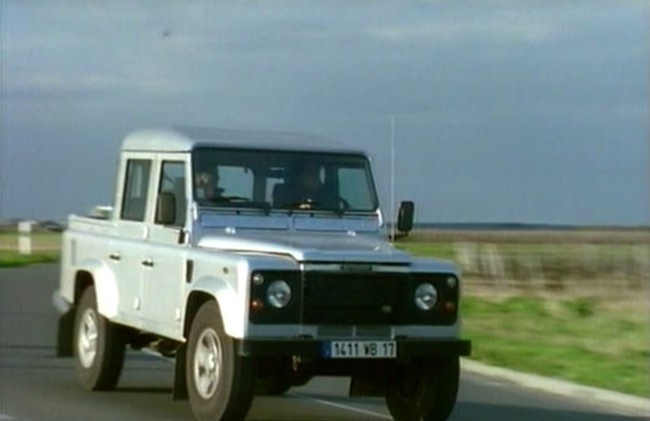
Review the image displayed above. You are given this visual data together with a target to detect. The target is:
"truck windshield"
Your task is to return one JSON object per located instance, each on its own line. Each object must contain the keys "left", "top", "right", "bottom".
{"left": 192, "top": 148, "right": 378, "bottom": 213}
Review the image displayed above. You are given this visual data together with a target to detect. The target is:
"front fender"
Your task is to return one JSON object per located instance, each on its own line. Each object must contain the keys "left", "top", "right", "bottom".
{"left": 189, "top": 276, "right": 247, "bottom": 339}
{"left": 76, "top": 258, "right": 119, "bottom": 318}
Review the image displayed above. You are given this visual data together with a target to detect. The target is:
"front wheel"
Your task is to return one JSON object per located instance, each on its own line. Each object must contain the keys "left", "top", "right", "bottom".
{"left": 74, "top": 286, "right": 126, "bottom": 390}
{"left": 186, "top": 301, "right": 255, "bottom": 421}
{"left": 385, "top": 356, "right": 460, "bottom": 421}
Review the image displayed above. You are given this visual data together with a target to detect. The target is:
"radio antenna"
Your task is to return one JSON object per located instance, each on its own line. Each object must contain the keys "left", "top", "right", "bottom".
{"left": 390, "top": 115, "right": 396, "bottom": 242}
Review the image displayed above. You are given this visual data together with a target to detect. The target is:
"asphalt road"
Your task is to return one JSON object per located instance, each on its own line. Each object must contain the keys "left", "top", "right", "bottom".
{"left": 0, "top": 265, "right": 645, "bottom": 421}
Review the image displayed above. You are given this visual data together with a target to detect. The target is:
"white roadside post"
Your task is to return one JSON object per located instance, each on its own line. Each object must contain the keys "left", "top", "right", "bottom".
{"left": 18, "top": 221, "right": 33, "bottom": 255}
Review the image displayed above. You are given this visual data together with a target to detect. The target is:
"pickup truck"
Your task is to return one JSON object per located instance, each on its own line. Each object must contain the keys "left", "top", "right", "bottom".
{"left": 53, "top": 127, "right": 471, "bottom": 421}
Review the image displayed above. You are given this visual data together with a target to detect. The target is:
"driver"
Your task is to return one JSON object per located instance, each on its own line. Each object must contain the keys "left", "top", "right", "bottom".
{"left": 292, "top": 162, "right": 332, "bottom": 209}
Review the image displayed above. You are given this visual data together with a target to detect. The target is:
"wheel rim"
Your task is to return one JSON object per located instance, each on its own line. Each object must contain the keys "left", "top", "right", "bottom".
{"left": 78, "top": 308, "right": 98, "bottom": 368}
{"left": 193, "top": 327, "right": 223, "bottom": 399}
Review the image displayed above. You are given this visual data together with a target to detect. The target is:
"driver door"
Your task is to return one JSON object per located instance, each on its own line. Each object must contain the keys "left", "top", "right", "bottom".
{"left": 140, "top": 156, "right": 189, "bottom": 340}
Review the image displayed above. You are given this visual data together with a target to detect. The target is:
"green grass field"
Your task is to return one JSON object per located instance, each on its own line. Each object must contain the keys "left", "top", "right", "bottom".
{"left": 0, "top": 232, "right": 61, "bottom": 267}
{"left": 462, "top": 295, "right": 649, "bottom": 397}
{"left": 2, "top": 230, "right": 649, "bottom": 396}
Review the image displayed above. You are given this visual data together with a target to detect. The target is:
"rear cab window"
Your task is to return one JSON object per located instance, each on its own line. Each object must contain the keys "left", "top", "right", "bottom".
{"left": 121, "top": 159, "right": 152, "bottom": 221}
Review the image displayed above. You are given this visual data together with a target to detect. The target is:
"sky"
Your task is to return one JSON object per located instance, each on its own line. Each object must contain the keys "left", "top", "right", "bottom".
{"left": 1, "top": 1, "right": 649, "bottom": 226}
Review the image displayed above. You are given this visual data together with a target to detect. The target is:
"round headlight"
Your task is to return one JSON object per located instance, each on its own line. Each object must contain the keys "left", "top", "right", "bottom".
{"left": 446, "top": 276, "right": 458, "bottom": 289}
{"left": 415, "top": 283, "right": 438, "bottom": 311}
{"left": 267, "top": 280, "right": 292, "bottom": 308}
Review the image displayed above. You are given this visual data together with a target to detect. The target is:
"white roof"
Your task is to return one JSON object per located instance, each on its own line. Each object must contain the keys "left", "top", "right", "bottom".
{"left": 121, "top": 127, "right": 365, "bottom": 155}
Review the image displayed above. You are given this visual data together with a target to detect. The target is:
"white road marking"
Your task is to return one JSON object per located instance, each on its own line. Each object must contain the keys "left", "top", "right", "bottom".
{"left": 292, "top": 393, "right": 392, "bottom": 420}
{"left": 1, "top": 414, "right": 13, "bottom": 420}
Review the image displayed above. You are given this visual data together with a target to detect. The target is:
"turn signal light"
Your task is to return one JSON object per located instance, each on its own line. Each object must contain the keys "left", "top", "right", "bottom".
{"left": 443, "top": 301, "right": 456, "bottom": 313}
{"left": 251, "top": 299, "right": 264, "bottom": 311}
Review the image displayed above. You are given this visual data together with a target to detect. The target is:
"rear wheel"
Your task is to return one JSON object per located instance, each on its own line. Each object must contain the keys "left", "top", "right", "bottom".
{"left": 385, "top": 356, "right": 460, "bottom": 421}
{"left": 186, "top": 301, "right": 255, "bottom": 421}
{"left": 74, "top": 286, "right": 125, "bottom": 390}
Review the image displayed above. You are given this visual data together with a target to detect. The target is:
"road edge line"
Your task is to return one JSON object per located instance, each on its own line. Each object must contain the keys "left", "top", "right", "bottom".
{"left": 461, "top": 358, "right": 650, "bottom": 416}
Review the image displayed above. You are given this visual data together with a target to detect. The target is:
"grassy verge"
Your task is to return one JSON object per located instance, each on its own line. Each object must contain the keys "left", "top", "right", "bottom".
{"left": 462, "top": 294, "right": 649, "bottom": 397}
{"left": 0, "top": 233, "right": 61, "bottom": 267}
{"left": 396, "top": 242, "right": 456, "bottom": 261}
{"left": 396, "top": 239, "right": 649, "bottom": 397}
{"left": 0, "top": 250, "right": 60, "bottom": 267}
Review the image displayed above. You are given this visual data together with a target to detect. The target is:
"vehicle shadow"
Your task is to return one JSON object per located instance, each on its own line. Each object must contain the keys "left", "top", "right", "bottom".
{"left": 115, "top": 386, "right": 173, "bottom": 395}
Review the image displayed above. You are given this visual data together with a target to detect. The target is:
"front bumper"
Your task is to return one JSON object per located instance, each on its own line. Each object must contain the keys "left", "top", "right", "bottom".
{"left": 238, "top": 337, "right": 471, "bottom": 358}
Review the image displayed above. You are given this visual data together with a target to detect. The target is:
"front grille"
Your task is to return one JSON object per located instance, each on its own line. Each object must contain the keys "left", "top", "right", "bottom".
{"left": 317, "top": 325, "right": 392, "bottom": 338}
{"left": 302, "top": 272, "right": 409, "bottom": 325}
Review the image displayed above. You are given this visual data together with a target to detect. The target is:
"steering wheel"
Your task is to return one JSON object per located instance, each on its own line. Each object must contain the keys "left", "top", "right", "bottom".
{"left": 293, "top": 196, "right": 351, "bottom": 211}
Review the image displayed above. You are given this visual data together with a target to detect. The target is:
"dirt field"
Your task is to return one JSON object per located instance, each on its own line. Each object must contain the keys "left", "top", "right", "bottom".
{"left": 399, "top": 228, "right": 650, "bottom": 297}
{"left": 406, "top": 227, "right": 650, "bottom": 244}
{"left": 0, "top": 233, "right": 62, "bottom": 252}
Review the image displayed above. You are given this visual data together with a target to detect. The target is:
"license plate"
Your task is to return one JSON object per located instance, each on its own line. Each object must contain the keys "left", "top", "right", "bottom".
{"left": 323, "top": 341, "right": 397, "bottom": 359}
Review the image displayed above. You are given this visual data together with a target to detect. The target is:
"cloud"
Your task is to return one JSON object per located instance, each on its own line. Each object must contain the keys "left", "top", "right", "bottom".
{"left": 4, "top": 71, "right": 189, "bottom": 101}
{"left": 2, "top": 1, "right": 648, "bottom": 225}
{"left": 366, "top": 10, "right": 561, "bottom": 46}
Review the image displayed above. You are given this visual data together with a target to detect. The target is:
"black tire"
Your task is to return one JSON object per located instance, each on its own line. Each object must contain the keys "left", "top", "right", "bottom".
{"left": 254, "top": 357, "right": 297, "bottom": 396}
{"left": 385, "top": 356, "right": 460, "bottom": 421}
{"left": 74, "top": 286, "right": 126, "bottom": 390}
{"left": 186, "top": 301, "right": 255, "bottom": 421}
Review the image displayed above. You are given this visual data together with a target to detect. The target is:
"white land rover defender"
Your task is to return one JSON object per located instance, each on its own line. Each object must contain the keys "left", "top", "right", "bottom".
{"left": 54, "top": 127, "right": 471, "bottom": 421}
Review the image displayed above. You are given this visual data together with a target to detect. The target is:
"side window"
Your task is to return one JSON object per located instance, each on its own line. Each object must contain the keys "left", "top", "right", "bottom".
{"left": 121, "top": 159, "right": 152, "bottom": 221}
{"left": 219, "top": 166, "right": 254, "bottom": 199}
{"left": 157, "top": 161, "right": 186, "bottom": 227}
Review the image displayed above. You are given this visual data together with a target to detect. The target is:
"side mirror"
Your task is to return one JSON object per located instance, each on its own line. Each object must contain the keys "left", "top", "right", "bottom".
{"left": 397, "top": 201, "right": 414, "bottom": 233}
{"left": 155, "top": 192, "right": 176, "bottom": 225}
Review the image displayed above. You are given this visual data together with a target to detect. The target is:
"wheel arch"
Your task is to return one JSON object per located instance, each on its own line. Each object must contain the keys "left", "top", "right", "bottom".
{"left": 184, "top": 277, "right": 244, "bottom": 339}
{"left": 73, "top": 259, "right": 119, "bottom": 318}
{"left": 183, "top": 290, "right": 214, "bottom": 338}
{"left": 74, "top": 270, "right": 94, "bottom": 303}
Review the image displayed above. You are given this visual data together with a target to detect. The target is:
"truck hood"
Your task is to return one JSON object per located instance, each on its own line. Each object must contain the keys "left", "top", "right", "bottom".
{"left": 197, "top": 232, "right": 412, "bottom": 264}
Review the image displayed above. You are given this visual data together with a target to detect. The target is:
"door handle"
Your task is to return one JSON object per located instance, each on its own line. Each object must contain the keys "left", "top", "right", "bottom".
{"left": 141, "top": 258, "right": 154, "bottom": 268}
{"left": 109, "top": 253, "right": 121, "bottom": 261}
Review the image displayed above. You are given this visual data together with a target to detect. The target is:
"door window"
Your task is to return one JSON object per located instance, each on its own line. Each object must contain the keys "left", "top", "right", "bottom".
{"left": 157, "top": 161, "right": 186, "bottom": 227}
{"left": 121, "top": 159, "right": 151, "bottom": 221}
